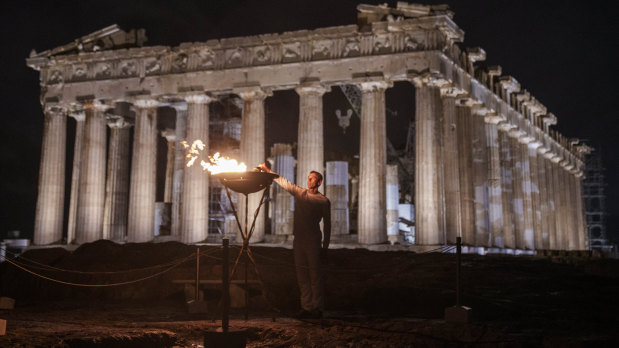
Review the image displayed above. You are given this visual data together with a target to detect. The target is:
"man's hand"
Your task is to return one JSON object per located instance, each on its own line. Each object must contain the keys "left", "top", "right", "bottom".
{"left": 258, "top": 163, "right": 271, "bottom": 173}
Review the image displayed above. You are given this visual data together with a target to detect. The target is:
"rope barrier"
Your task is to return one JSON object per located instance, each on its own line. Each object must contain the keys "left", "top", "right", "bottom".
{"left": 1, "top": 242, "right": 466, "bottom": 288}
{"left": 0, "top": 245, "right": 220, "bottom": 275}
{"left": 2, "top": 253, "right": 194, "bottom": 287}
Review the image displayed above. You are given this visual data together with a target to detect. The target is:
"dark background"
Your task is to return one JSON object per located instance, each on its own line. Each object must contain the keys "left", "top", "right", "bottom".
{"left": 1, "top": 0, "right": 616, "bottom": 243}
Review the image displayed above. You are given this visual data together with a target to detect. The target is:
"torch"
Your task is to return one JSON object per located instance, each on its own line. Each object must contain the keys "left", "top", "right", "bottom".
{"left": 183, "top": 141, "right": 278, "bottom": 326}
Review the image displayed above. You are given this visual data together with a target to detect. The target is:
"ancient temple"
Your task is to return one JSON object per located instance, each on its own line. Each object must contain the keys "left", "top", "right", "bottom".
{"left": 27, "top": 3, "right": 590, "bottom": 251}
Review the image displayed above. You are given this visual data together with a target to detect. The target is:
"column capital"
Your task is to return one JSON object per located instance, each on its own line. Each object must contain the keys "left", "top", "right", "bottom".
{"left": 295, "top": 82, "right": 330, "bottom": 96}
{"left": 440, "top": 86, "right": 467, "bottom": 98}
{"left": 357, "top": 80, "right": 391, "bottom": 92}
{"left": 542, "top": 113, "right": 557, "bottom": 127}
{"left": 106, "top": 115, "right": 132, "bottom": 129}
{"left": 550, "top": 153, "right": 562, "bottom": 164}
{"left": 69, "top": 110, "right": 86, "bottom": 122}
{"left": 518, "top": 134, "right": 536, "bottom": 144}
{"left": 475, "top": 108, "right": 505, "bottom": 124}
{"left": 542, "top": 150, "right": 555, "bottom": 160}
{"left": 537, "top": 146, "right": 550, "bottom": 155}
{"left": 43, "top": 103, "right": 67, "bottom": 116}
{"left": 456, "top": 97, "right": 482, "bottom": 108}
{"left": 180, "top": 92, "right": 213, "bottom": 104}
{"left": 161, "top": 128, "right": 176, "bottom": 142}
{"left": 78, "top": 97, "right": 111, "bottom": 112}
{"left": 497, "top": 122, "right": 517, "bottom": 133}
{"left": 507, "top": 128, "right": 526, "bottom": 140}
{"left": 411, "top": 73, "right": 450, "bottom": 88}
{"left": 498, "top": 76, "right": 521, "bottom": 93}
{"left": 236, "top": 86, "right": 271, "bottom": 101}
{"left": 132, "top": 97, "right": 159, "bottom": 109}
{"left": 527, "top": 140, "right": 542, "bottom": 149}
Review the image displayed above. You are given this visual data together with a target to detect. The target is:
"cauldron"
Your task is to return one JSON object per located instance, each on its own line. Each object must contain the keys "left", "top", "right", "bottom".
{"left": 213, "top": 171, "right": 278, "bottom": 195}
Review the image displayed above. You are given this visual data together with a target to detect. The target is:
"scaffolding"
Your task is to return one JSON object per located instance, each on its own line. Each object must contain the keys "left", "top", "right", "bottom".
{"left": 582, "top": 146, "right": 611, "bottom": 251}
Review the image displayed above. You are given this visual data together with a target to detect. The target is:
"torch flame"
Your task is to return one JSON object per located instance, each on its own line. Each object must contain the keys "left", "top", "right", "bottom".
{"left": 182, "top": 140, "right": 247, "bottom": 174}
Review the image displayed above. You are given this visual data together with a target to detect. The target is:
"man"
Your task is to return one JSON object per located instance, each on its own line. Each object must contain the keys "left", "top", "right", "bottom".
{"left": 259, "top": 163, "right": 331, "bottom": 319}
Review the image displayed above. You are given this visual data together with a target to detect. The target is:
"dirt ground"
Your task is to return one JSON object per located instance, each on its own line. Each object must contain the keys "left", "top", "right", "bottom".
{"left": 1, "top": 240, "right": 618, "bottom": 347}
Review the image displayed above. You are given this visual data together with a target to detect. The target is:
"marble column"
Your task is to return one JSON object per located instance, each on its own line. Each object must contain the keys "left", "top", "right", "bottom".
{"left": 162, "top": 129, "right": 176, "bottom": 203}
{"left": 543, "top": 151, "right": 558, "bottom": 250}
{"left": 326, "top": 161, "right": 350, "bottom": 236}
{"left": 508, "top": 131, "right": 526, "bottom": 249}
{"left": 171, "top": 104, "right": 188, "bottom": 238}
{"left": 471, "top": 109, "right": 490, "bottom": 247}
{"left": 527, "top": 141, "right": 542, "bottom": 250}
{"left": 413, "top": 78, "right": 444, "bottom": 245}
{"left": 518, "top": 139, "right": 535, "bottom": 250}
{"left": 551, "top": 157, "right": 566, "bottom": 249}
{"left": 536, "top": 146, "right": 551, "bottom": 250}
{"left": 271, "top": 144, "right": 295, "bottom": 236}
{"left": 75, "top": 100, "right": 108, "bottom": 244}
{"left": 358, "top": 80, "right": 390, "bottom": 244}
{"left": 180, "top": 93, "right": 212, "bottom": 244}
{"left": 386, "top": 164, "right": 399, "bottom": 243}
{"left": 102, "top": 116, "right": 131, "bottom": 242}
{"left": 498, "top": 125, "right": 516, "bottom": 249}
{"left": 440, "top": 93, "right": 462, "bottom": 244}
{"left": 238, "top": 87, "right": 268, "bottom": 243}
{"left": 33, "top": 104, "right": 67, "bottom": 245}
{"left": 66, "top": 110, "right": 85, "bottom": 244}
{"left": 562, "top": 160, "right": 578, "bottom": 250}
{"left": 456, "top": 101, "right": 476, "bottom": 246}
{"left": 484, "top": 113, "right": 505, "bottom": 248}
{"left": 127, "top": 98, "right": 158, "bottom": 243}
{"left": 295, "top": 82, "right": 328, "bottom": 193}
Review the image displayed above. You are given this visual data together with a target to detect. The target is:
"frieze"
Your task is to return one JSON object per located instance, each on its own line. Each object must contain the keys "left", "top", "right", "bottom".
{"left": 282, "top": 42, "right": 301, "bottom": 62}
{"left": 196, "top": 48, "right": 215, "bottom": 69}
{"left": 72, "top": 64, "right": 88, "bottom": 81}
{"left": 373, "top": 34, "right": 391, "bottom": 53}
{"left": 172, "top": 53, "right": 188, "bottom": 72}
{"left": 252, "top": 45, "right": 272, "bottom": 65}
{"left": 343, "top": 38, "right": 360, "bottom": 57}
{"left": 47, "top": 69, "right": 63, "bottom": 85}
{"left": 144, "top": 58, "right": 161, "bottom": 75}
{"left": 312, "top": 40, "right": 332, "bottom": 60}
{"left": 95, "top": 63, "right": 112, "bottom": 79}
{"left": 119, "top": 60, "right": 137, "bottom": 77}
{"left": 30, "top": 18, "right": 459, "bottom": 85}
{"left": 226, "top": 47, "right": 246, "bottom": 67}
{"left": 404, "top": 35, "right": 421, "bottom": 50}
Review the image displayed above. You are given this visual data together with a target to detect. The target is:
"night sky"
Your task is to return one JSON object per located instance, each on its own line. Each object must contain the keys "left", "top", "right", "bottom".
{"left": 1, "top": 0, "right": 617, "bottom": 243}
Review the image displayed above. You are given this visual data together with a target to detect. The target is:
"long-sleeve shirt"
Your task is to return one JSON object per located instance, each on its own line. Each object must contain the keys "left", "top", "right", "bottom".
{"left": 274, "top": 175, "right": 331, "bottom": 247}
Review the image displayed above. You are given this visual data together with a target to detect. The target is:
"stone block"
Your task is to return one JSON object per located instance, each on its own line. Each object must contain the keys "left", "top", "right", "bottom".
{"left": 444, "top": 305, "right": 472, "bottom": 323}
{"left": 230, "top": 284, "right": 246, "bottom": 308}
{"left": 0, "top": 297, "right": 15, "bottom": 310}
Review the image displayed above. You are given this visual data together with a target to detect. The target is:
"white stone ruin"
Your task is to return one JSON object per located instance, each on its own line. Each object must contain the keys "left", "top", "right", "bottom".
{"left": 26, "top": 3, "right": 590, "bottom": 251}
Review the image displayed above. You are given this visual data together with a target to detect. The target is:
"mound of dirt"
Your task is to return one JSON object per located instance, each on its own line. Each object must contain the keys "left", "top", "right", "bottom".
{"left": 1, "top": 241, "right": 618, "bottom": 347}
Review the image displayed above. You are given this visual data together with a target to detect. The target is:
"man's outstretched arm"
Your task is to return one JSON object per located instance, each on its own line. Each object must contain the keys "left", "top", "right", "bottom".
{"left": 258, "top": 163, "right": 303, "bottom": 197}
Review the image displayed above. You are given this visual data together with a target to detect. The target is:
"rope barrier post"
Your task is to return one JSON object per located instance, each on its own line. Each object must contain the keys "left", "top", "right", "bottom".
{"left": 196, "top": 247, "right": 200, "bottom": 302}
{"left": 222, "top": 238, "right": 230, "bottom": 334}
{"left": 445, "top": 236, "right": 472, "bottom": 323}
{"left": 205, "top": 237, "right": 246, "bottom": 348}
{"left": 456, "top": 237, "right": 461, "bottom": 307}
{"left": 244, "top": 252, "right": 249, "bottom": 321}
